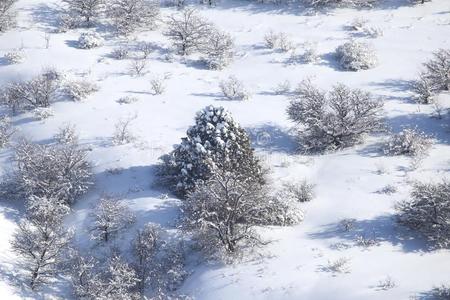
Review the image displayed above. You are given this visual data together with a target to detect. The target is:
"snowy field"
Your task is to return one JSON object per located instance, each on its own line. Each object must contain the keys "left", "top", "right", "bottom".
{"left": 0, "top": 0, "right": 449, "bottom": 299}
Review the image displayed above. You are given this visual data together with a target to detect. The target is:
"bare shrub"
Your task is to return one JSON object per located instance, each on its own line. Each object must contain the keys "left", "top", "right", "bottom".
{"left": 377, "top": 276, "right": 397, "bottom": 290}
{"left": 384, "top": 128, "right": 432, "bottom": 158}
{"left": 11, "top": 195, "right": 72, "bottom": 289}
{"left": 201, "top": 29, "right": 234, "bottom": 70}
{"left": 280, "top": 180, "right": 315, "bottom": 203}
{"left": 116, "top": 95, "right": 138, "bottom": 104}
{"left": 335, "top": 40, "right": 378, "bottom": 71}
{"left": 34, "top": 107, "right": 54, "bottom": 120}
{"left": 301, "top": 42, "right": 319, "bottom": 63}
{"left": 397, "top": 181, "right": 450, "bottom": 249}
{"left": 324, "top": 257, "right": 351, "bottom": 274}
{"left": 54, "top": 124, "right": 79, "bottom": 145}
{"left": 272, "top": 80, "right": 291, "bottom": 95}
{"left": 4, "top": 49, "right": 24, "bottom": 64}
{"left": 62, "top": 0, "right": 104, "bottom": 27}
{"left": 287, "top": 80, "right": 384, "bottom": 152}
{"left": 303, "top": 0, "right": 377, "bottom": 8}
{"left": 111, "top": 46, "right": 129, "bottom": 59}
{"left": 90, "top": 195, "right": 136, "bottom": 243}
{"left": 129, "top": 58, "right": 147, "bottom": 76}
{"left": 78, "top": 32, "right": 103, "bottom": 49}
{"left": 64, "top": 78, "right": 99, "bottom": 101}
{"left": 137, "top": 41, "right": 155, "bottom": 59}
{"left": 150, "top": 75, "right": 167, "bottom": 95}
{"left": 112, "top": 115, "right": 136, "bottom": 145}
{"left": 14, "top": 139, "right": 93, "bottom": 205}
{"left": 0, "top": 115, "right": 13, "bottom": 148}
{"left": 264, "top": 30, "right": 278, "bottom": 49}
{"left": 0, "top": 71, "right": 61, "bottom": 113}
{"left": 0, "top": 0, "right": 17, "bottom": 33}
{"left": 413, "top": 49, "right": 450, "bottom": 104}
{"left": 278, "top": 32, "right": 295, "bottom": 52}
{"left": 166, "top": 8, "right": 211, "bottom": 55}
{"left": 219, "top": 76, "right": 250, "bottom": 101}
{"left": 109, "top": 0, "right": 160, "bottom": 35}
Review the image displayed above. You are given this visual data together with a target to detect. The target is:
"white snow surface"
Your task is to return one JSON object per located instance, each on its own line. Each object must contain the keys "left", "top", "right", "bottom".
{"left": 0, "top": 0, "right": 449, "bottom": 299}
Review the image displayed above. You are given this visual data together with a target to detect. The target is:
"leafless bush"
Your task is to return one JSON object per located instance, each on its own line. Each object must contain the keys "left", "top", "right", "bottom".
{"left": 62, "top": 0, "right": 104, "bottom": 27}
{"left": 14, "top": 139, "right": 93, "bottom": 205}
{"left": 4, "top": 49, "right": 24, "bottom": 64}
{"left": 111, "top": 46, "right": 129, "bottom": 59}
{"left": 324, "top": 257, "right": 351, "bottom": 274}
{"left": 264, "top": 30, "right": 278, "bottom": 49}
{"left": 336, "top": 40, "right": 378, "bottom": 71}
{"left": 301, "top": 42, "right": 319, "bottom": 63}
{"left": 0, "top": 116, "right": 13, "bottom": 148}
{"left": 0, "top": 71, "right": 62, "bottom": 113}
{"left": 112, "top": 115, "right": 136, "bottom": 145}
{"left": 137, "top": 41, "right": 155, "bottom": 59}
{"left": 272, "top": 80, "right": 291, "bottom": 95}
{"left": 377, "top": 184, "right": 397, "bottom": 195}
{"left": 34, "top": 107, "right": 54, "bottom": 120}
{"left": 397, "top": 180, "right": 450, "bottom": 249}
{"left": 166, "top": 8, "right": 211, "bottom": 55}
{"left": 413, "top": 49, "right": 450, "bottom": 104}
{"left": 384, "top": 128, "right": 432, "bottom": 158}
{"left": 129, "top": 58, "right": 147, "bottom": 76}
{"left": 303, "top": 0, "right": 377, "bottom": 8}
{"left": 201, "top": 29, "right": 234, "bottom": 70}
{"left": 150, "top": 75, "right": 167, "bottom": 95}
{"left": 280, "top": 180, "right": 315, "bottom": 203}
{"left": 278, "top": 32, "right": 295, "bottom": 52}
{"left": 54, "top": 124, "right": 79, "bottom": 145}
{"left": 90, "top": 195, "right": 136, "bottom": 243}
{"left": 78, "top": 32, "right": 103, "bottom": 49}
{"left": 108, "top": 0, "right": 160, "bottom": 35}
{"left": 64, "top": 78, "right": 99, "bottom": 101}
{"left": 377, "top": 276, "right": 397, "bottom": 290}
{"left": 287, "top": 80, "right": 384, "bottom": 152}
{"left": 219, "top": 76, "right": 250, "bottom": 100}
{"left": 0, "top": 0, "right": 17, "bottom": 33}
{"left": 340, "top": 218, "right": 356, "bottom": 232}
{"left": 116, "top": 95, "right": 138, "bottom": 104}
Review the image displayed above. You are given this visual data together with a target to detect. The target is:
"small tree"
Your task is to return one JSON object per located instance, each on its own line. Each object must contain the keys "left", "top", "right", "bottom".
{"left": 0, "top": 115, "right": 13, "bottom": 148}
{"left": 0, "top": 0, "right": 17, "bottom": 33}
{"left": 397, "top": 181, "right": 450, "bottom": 249}
{"left": 132, "top": 223, "right": 160, "bottom": 295}
{"left": 413, "top": 49, "right": 450, "bottom": 104}
{"left": 63, "top": 0, "right": 104, "bottom": 26}
{"left": 201, "top": 29, "right": 234, "bottom": 70}
{"left": 182, "top": 170, "right": 267, "bottom": 255}
{"left": 335, "top": 40, "right": 378, "bottom": 71}
{"left": 0, "top": 71, "right": 61, "bottom": 113}
{"left": 11, "top": 196, "right": 72, "bottom": 289}
{"left": 166, "top": 8, "right": 211, "bottom": 55}
{"left": 158, "top": 105, "right": 264, "bottom": 196}
{"left": 287, "top": 80, "right": 384, "bottom": 152}
{"left": 14, "top": 139, "right": 93, "bottom": 205}
{"left": 90, "top": 195, "right": 135, "bottom": 243}
{"left": 109, "top": 0, "right": 160, "bottom": 35}
{"left": 219, "top": 76, "right": 250, "bottom": 100}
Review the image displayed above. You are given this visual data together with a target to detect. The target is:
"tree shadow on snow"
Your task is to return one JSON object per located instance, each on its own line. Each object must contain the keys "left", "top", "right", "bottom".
{"left": 22, "top": 3, "right": 62, "bottom": 31}
{"left": 308, "top": 214, "right": 432, "bottom": 253}
{"left": 246, "top": 123, "right": 297, "bottom": 154}
{"left": 368, "top": 79, "right": 415, "bottom": 94}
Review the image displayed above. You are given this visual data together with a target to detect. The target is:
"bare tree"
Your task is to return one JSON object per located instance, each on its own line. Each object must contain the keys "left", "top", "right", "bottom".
{"left": 0, "top": 115, "right": 14, "bottom": 148}
{"left": 11, "top": 196, "right": 72, "bottom": 289}
{"left": 14, "top": 139, "right": 93, "bottom": 205}
{"left": 287, "top": 80, "right": 384, "bottom": 152}
{"left": 166, "top": 8, "right": 211, "bottom": 55}
{"left": 201, "top": 29, "right": 234, "bottom": 70}
{"left": 112, "top": 115, "right": 136, "bottom": 144}
{"left": 0, "top": 0, "right": 17, "bottom": 33}
{"left": 90, "top": 195, "right": 135, "bottom": 243}
{"left": 63, "top": 0, "right": 104, "bottom": 26}
{"left": 109, "top": 0, "right": 160, "bottom": 35}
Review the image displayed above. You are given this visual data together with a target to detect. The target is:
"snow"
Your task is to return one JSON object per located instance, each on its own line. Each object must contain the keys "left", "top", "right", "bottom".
{"left": 0, "top": 0, "right": 449, "bottom": 299}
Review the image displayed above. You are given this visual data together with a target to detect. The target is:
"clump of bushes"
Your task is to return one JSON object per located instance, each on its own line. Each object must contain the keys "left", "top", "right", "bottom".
{"left": 335, "top": 40, "right": 378, "bottom": 71}
{"left": 287, "top": 80, "right": 384, "bottom": 152}
{"left": 397, "top": 181, "right": 450, "bottom": 249}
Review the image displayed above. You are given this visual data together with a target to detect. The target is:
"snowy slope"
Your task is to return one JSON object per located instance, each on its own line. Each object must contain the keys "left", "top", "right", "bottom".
{"left": 0, "top": 0, "right": 449, "bottom": 299}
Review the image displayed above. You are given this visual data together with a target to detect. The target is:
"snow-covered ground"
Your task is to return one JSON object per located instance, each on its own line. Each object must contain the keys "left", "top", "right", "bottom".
{"left": 0, "top": 0, "right": 449, "bottom": 299}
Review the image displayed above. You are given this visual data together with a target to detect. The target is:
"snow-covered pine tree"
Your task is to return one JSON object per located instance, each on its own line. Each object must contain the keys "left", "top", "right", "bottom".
{"left": 158, "top": 105, "right": 264, "bottom": 196}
